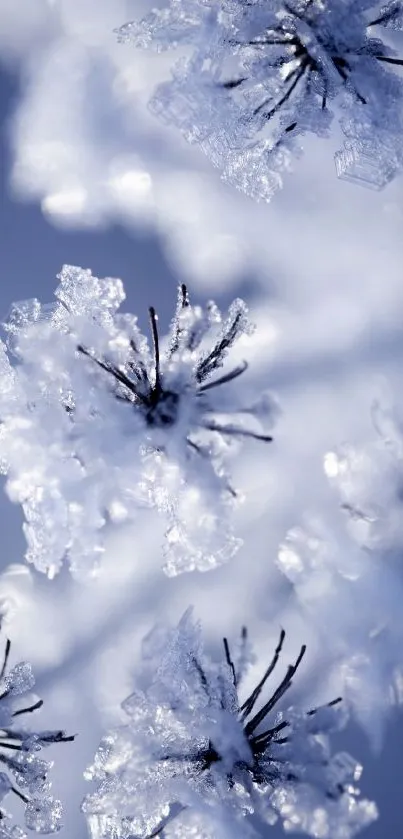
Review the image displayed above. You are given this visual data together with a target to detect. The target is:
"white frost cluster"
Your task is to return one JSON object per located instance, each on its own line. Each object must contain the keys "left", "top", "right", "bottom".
{"left": 324, "top": 398, "right": 403, "bottom": 557}
{"left": 0, "top": 637, "right": 73, "bottom": 835}
{"left": 118, "top": 0, "right": 403, "bottom": 200}
{"left": 82, "top": 608, "right": 376, "bottom": 839}
{"left": 278, "top": 394, "right": 403, "bottom": 742}
{"left": 0, "top": 266, "right": 276, "bottom": 579}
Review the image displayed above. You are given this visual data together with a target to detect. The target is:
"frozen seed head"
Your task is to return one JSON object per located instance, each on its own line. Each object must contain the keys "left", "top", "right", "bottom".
{"left": 77, "top": 283, "right": 273, "bottom": 444}
{"left": 0, "top": 267, "right": 277, "bottom": 578}
{"left": 75, "top": 282, "right": 276, "bottom": 575}
{"left": 0, "top": 637, "right": 74, "bottom": 834}
{"left": 83, "top": 611, "right": 376, "bottom": 839}
{"left": 119, "top": 0, "right": 403, "bottom": 198}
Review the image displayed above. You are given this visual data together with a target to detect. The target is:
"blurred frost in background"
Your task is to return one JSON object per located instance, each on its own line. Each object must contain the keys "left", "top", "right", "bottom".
{"left": 0, "top": 0, "right": 403, "bottom": 838}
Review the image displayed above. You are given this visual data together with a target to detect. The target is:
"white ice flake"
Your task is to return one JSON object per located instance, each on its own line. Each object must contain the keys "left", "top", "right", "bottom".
{"left": 0, "top": 636, "right": 73, "bottom": 834}
{"left": 118, "top": 0, "right": 403, "bottom": 200}
{"left": 0, "top": 267, "right": 276, "bottom": 579}
{"left": 82, "top": 609, "right": 376, "bottom": 838}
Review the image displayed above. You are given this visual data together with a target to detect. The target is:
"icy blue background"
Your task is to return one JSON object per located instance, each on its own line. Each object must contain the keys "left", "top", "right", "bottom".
{"left": 1, "top": 7, "right": 403, "bottom": 836}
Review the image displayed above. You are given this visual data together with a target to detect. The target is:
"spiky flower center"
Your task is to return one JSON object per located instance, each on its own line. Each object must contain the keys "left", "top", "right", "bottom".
{"left": 224, "top": 0, "right": 403, "bottom": 125}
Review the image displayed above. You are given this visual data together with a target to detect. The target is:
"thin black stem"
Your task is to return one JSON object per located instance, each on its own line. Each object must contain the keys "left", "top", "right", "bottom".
{"left": 0, "top": 640, "right": 10, "bottom": 681}
{"left": 129, "top": 338, "right": 149, "bottom": 383}
{"left": 196, "top": 312, "right": 244, "bottom": 383}
{"left": 197, "top": 361, "right": 248, "bottom": 393}
{"left": 245, "top": 645, "right": 306, "bottom": 736}
{"left": 223, "top": 638, "right": 237, "bottom": 687}
{"left": 77, "top": 345, "right": 150, "bottom": 407}
{"left": 331, "top": 60, "right": 367, "bottom": 104}
{"left": 0, "top": 742, "right": 22, "bottom": 751}
{"left": 169, "top": 284, "right": 190, "bottom": 358}
{"left": 241, "top": 629, "right": 286, "bottom": 720}
{"left": 321, "top": 74, "right": 328, "bottom": 109}
{"left": 191, "top": 656, "right": 210, "bottom": 696}
{"left": 40, "top": 732, "right": 75, "bottom": 743}
{"left": 221, "top": 78, "right": 247, "bottom": 89}
{"left": 251, "top": 719, "right": 289, "bottom": 749}
{"left": 369, "top": 10, "right": 399, "bottom": 25}
{"left": 10, "top": 786, "right": 29, "bottom": 804}
{"left": 307, "top": 696, "right": 343, "bottom": 716}
{"left": 186, "top": 439, "right": 238, "bottom": 498}
{"left": 375, "top": 55, "right": 403, "bottom": 66}
{"left": 201, "top": 420, "right": 273, "bottom": 443}
{"left": 12, "top": 699, "right": 44, "bottom": 717}
{"left": 149, "top": 307, "right": 161, "bottom": 394}
{"left": 254, "top": 61, "right": 309, "bottom": 119}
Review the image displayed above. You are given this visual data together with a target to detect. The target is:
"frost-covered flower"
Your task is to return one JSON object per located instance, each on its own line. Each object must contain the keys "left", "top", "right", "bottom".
{"left": 82, "top": 609, "right": 376, "bottom": 839}
{"left": 0, "top": 266, "right": 276, "bottom": 579}
{"left": 0, "top": 636, "right": 74, "bottom": 834}
{"left": 118, "top": 0, "right": 403, "bottom": 200}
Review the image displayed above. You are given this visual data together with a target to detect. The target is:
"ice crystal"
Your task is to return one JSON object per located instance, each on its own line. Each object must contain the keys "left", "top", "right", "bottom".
{"left": 0, "top": 637, "right": 73, "bottom": 834}
{"left": 118, "top": 0, "right": 403, "bottom": 200}
{"left": 0, "top": 819, "right": 27, "bottom": 839}
{"left": 0, "top": 267, "right": 275, "bottom": 579}
{"left": 82, "top": 609, "right": 376, "bottom": 839}
{"left": 324, "top": 397, "right": 403, "bottom": 555}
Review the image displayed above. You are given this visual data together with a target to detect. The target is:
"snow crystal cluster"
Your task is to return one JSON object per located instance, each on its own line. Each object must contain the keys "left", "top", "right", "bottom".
{"left": 118, "top": 0, "right": 403, "bottom": 200}
{"left": 277, "top": 392, "right": 403, "bottom": 742}
{"left": 82, "top": 608, "right": 376, "bottom": 839}
{"left": 323, "top": 398, "right": 403, "bottom": 558}
{"left": 0, "top": 266, "right": 275, "bottom": 579}
{"left": 0, "top": 636, "right": 73, "bottom": 835}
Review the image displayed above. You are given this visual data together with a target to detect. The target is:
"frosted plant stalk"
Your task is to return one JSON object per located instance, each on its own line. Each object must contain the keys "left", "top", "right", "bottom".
{"left": 118, "top": 0, "right": 403, "bottom": 199}
{"left": 0, "top": 267, "right": 276, "bottom": 579}
{"left": 82, "top": 609, "right": 376, "bottom": 839}
{"left": 0, "top": 636, "right": 73, "bottom": 834}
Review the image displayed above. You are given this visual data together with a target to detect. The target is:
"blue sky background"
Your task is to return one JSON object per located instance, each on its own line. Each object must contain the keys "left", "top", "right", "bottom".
{"left": 1, "top": 4, "right": 403, "bottom": 836}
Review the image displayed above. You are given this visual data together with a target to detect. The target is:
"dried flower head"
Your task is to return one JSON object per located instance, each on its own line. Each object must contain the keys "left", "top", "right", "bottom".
{"left": 0, "top": 267, "right": 276, "bottom": 579}
{"left": 118, "top": 0, "right": 403, "bottom": 199}
{"left": 0, "top": 636, "right": 74, "bottom": 834}
{"left": 82, "top": 609, "right": 376, "bottom": 839}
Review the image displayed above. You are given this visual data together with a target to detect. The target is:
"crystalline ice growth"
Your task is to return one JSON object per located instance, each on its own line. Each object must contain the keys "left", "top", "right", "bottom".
{"left": 0, "top": 636, "right": 73, "bottom": 834}
{"left": 118, "top": 0, "right": 403, "bottom": 200}
{"left": 324, "top": 396, "right": 403, "bottom": 556}
{"left": 0, "top": 267, "right": 276, "bottom": 578}
{"left": 82, "top": 609, "right": 375, "bottom": 839}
